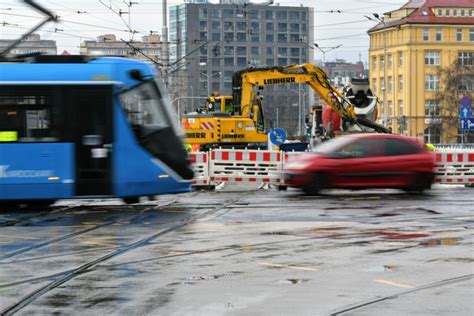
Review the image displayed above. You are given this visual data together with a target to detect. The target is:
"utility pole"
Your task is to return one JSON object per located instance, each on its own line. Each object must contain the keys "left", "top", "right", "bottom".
{"left": 372, "top": 13, "right": 388, "bottom": 126}
{"left": 162, "top": 0, "right": 169, "bottom": 87}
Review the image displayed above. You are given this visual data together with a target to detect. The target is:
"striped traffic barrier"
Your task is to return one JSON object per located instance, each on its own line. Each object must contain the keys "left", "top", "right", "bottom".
{"left": 434, "top": 150, "right": 474, "bottom": 184}
{"left": 188, "top": 151, "right": 210, "bottom": 186}
{"left": 209, "top": 148, "right": 282, "bottom": 185}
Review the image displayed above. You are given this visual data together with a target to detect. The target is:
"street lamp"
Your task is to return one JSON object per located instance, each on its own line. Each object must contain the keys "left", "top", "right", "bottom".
{"left": 313, "top": 43, "right": 343, "bottom": 65}
{"left": 367, "top": 13, "right": 388, "bottom": 126}
{"left": 290, "top": 86, "right": 308, "bottom": 136}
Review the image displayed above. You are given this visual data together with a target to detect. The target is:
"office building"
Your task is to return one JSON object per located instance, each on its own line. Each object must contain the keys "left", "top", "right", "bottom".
{"left": 169, "top": 1, "right": 313, "bottom": 135}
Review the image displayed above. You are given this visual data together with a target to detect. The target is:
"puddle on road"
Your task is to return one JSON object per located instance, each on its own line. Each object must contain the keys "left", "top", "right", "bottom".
{"left": 420, "top": 238, "right": 461, "bottom": 247}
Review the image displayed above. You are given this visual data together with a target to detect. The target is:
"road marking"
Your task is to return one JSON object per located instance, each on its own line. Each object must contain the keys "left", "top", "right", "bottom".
{"left": 259, "top": 262, "right": 319, "bottom": 271}
{"left": 0, "top": 234, "right": 39, "bottom": 240}
{"left": 83, "top": 241, "right": 118, "bottom": 247}
{"left": 375, "top": 279, "right": 414, "bottom": 288}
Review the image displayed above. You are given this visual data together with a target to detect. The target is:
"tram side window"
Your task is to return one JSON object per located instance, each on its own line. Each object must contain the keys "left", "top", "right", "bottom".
{"left": 0, "top": 95, "right": 56, "bottom": 142}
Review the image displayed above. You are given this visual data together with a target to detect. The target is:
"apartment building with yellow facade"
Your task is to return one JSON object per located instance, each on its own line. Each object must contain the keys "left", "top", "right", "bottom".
{"left": 368, "top": 0, "right": 473, "bottom": 143}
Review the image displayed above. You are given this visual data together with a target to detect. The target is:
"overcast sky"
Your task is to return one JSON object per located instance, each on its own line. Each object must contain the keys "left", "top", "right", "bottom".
{"left": 1, "top": 0, "right": 405, "bottom": 63}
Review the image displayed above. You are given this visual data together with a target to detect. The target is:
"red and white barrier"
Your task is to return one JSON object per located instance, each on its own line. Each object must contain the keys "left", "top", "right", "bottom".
{"left": 209, "top": 149, "right": 282, "bottom": 185}
{"left": 189, "top": 148, "right": 474, "bottom": 188}
{"left": 189, "top": 151, "right": 210, "bottom": 186}
{"left": 434, "top": 150, "right": 474, "bottom": 184}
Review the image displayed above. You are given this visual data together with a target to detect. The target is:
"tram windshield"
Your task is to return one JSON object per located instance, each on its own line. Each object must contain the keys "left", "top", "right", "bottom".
{"left": 120, "top": 81, "right": 173, "bottom": 133}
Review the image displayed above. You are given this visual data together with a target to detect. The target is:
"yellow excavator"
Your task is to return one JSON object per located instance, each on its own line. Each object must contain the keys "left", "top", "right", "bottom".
{"left": 182, "top": 64, "right": 389, "bottom": 150}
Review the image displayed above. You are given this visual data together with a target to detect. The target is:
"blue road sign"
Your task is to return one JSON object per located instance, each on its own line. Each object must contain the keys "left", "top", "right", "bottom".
{"left": 460, "top": 118, "right": 474, "bottom": 131}
{"left": 269, "top": 128, "right": 286, "bottom": 146}
{"left": 459, "top": 96, "right": 472, "bottom": 118}
{"left": 460, "top": 105, "right": 472, "bottom": 118}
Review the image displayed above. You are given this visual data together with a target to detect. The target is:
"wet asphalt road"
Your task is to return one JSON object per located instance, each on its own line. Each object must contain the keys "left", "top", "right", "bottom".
{"left": 0, "top": 185, "right": 473, "bottom": 315}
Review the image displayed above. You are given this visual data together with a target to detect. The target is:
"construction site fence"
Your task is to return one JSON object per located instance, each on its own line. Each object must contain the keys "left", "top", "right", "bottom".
{"left": 188, "top": 148, "right": 474, "bottom": 188}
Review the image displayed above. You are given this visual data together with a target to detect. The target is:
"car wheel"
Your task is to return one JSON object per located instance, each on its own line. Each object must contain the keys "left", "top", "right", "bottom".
{"left": 405, "top": 173, "right": 433, "bottom": 194}
{"left": 302, "top": 173, "right": 326, "bottom": 195}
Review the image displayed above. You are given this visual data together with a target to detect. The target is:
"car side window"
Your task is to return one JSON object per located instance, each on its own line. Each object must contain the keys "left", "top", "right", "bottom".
{"left": 384, "top": 138, "right": 423, "bottom": 156}
{"left": 336, "top": 138, "right": 385, "bottom": 158}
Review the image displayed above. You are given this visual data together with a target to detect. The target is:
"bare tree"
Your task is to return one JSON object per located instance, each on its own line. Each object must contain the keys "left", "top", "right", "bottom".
{"left": 436, "top": 60, "right": 473, "bottom": 144}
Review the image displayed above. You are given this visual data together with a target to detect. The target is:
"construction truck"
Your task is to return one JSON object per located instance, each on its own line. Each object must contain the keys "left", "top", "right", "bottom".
{"left": 182, "top": 64, "right": 389, "bottom": 150}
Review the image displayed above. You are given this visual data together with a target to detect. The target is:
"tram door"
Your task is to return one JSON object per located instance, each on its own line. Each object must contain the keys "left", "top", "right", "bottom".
{"left": 66, "top": 86, "right": 113, "bottom": 196}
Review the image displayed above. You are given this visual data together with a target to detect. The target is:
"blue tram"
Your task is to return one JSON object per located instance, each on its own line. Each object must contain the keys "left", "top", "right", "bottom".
{"left": 0, "top": 55, "right": 193, "bottom": 205}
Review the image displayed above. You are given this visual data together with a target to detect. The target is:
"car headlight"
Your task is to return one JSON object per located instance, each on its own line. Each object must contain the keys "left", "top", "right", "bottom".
{"left": 285, "top": 161, "right": 313, "bottom": 170}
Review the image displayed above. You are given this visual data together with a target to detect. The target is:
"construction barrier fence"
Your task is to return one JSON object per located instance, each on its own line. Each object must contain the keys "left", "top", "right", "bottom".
{"left": 189, "top": 148, "right": 474, "bottom": 188}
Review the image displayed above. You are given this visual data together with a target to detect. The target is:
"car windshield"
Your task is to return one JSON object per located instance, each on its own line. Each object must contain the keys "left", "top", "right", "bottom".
{"left": 311, "top": 135, "right": 356, "bottom": 154}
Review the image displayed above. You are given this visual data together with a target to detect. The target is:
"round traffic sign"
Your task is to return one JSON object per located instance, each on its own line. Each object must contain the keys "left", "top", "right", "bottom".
{"left": 269, "top": 128, "right": 286, "bottom": 146}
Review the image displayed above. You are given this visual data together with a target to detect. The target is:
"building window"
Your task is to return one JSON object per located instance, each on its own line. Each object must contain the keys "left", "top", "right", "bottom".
{"left": 453, "top": 9, "right": 458, "bottom": 17}
{"left": 289, "top": 34, "right": 300, "bottom": 42}
{"left": 435, "top": 28, "right": 442, "bottom": 41}
{"left": 380, "top": 55, "right": 385, "bottom": 69}
{"left": 278, "top": 23, "right": 288, "bottom": 32}
{"left": 212, "top": 33, "right": 220, "bottom": 41}
{"left": 212, "top": 21, "right": 221, "bottom": 30}
{"left": 236, "top": 33, "right": 246, "bottom": 42}
{"left": 224, "top": 21, "right": 234, "bottom": 31}
{"left": 236, "top": 22, "right": 245, "bottom": 31}
{"left": 424, "top": 126, "right": 441, "bottom": 144}
{"left": 277, "top": 47, "right": 288, "bottom": 57}
{"left": 266, "top": 58, "right": 275, "bottom": 66}
{"left": 437, "top": 9, "right": 442, "bottom": 16}
{"left": 425, "top": 75, "right": 439, "bottom": 91}
{"left": 251, "top": 34, "right": 260, "bottom": 42}
{"left": 249, "top": 10, "right": 260, "bottom": 19}
{"left": 199, "top": 21, "right": 207, "bottom": 31}
{"left": 398, "top": 75, "right": 403, "bottom": 91}
{"left": 458, "top": 52, "right": 473, "bottom": 66}
{"left": 388, "top": 76, "right": 393, "bottom": 92}
{"left": 224, "top": 57, "right": 234, "bottom": 66}
{"left": 445, "top": 9, "right": 450, "bottom": 16}
{"left": 278, "top": 58, "right": 287, "bottom": 66}
{"left": 237, "top": 46, "right": 247, "bottom": 56}
{"left": 265, "top": 47, "right": 274, "bottom": 55}
{"left": 276, "top": 11, "right": 287, "bottom": 20}
{"left": 461, "top": 9, "right": 465, "bottom": 16}
{"left": 237, "top": 57, "right": 246, "bottom": 67}
{"left": 266, "top": 34, "right": 274, "bottom": 42}
{"left": 265, "top": 10, "right": 274, "bottom": 19}
{"left": 470, "top": 29, "right": 474, "bottom": 41}
{"left": 423, "top": 28, "right": 429, "bottom": 41}
{"left": 372, "top": 56, "right": 377, "bottom": 70}
{"left": 388, "top": 100, "right": 393, "bottom": 117}
{"left": 381, "top": 77, "right": 385, "bottom": 91}
{"left": 425, "top": 51, "right": 440, "bottom": 65}
{"left": 278, "top": 34, "right": 288, "bottom": 43}
{"left": 250, "top": 22, "right": 260, "bottom": 31}
{"left": 398, "top": 100, "right": 404, "bottom": 116}
{"left": 290, "top": 47, "right": 300, "bottom": 57}
{"left": 223, "top": 9, "right": 233, "bottom": 18}
{"left": 251, "top": 47, "right": 259, "bottom": 55}
{"left": 457, "top": 28, "right": 463, "bottom": 42}
{"left": 266, "top": 23, "right": 274, "bottom": 32}
{"left": 290, "top": 23, "right": 300, "bottom": 33}
{"left": 372, "top": 78, "right": 377, "bottom": 92}
{"left": 224, "top": 32, "right": 234, "bottom": 42}
{"left": 398, "top": 52, "right": 403, "bottom": 67}
{"left": 289, "top": 11, "right": 300, "bottom": 20}
{"left": 199, "top": 8, "right": 207, "bottom": 19}
{"left": 224, "top": 46, "right": 234, "bottom": 55}
{"left": 424, "top": 100, "right": 440, "bottom": 116}
{"left": 388, "top": 54, "right": 393, "bottom": 68}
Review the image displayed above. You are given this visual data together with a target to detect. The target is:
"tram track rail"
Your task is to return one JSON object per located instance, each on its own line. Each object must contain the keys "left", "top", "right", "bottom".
{"left": 0, "top": 199, "right": 182, "bottom": 262}
{"left": 330, "top": 274, "right": 474, "bottom": 315}
{"left": 0, "top": 193, "right": 247, "bottom": 315}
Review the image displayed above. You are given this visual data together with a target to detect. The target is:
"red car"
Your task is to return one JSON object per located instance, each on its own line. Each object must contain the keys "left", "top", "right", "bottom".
{"left": 283, "top": 134, "right": 435, "bottom": 195}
